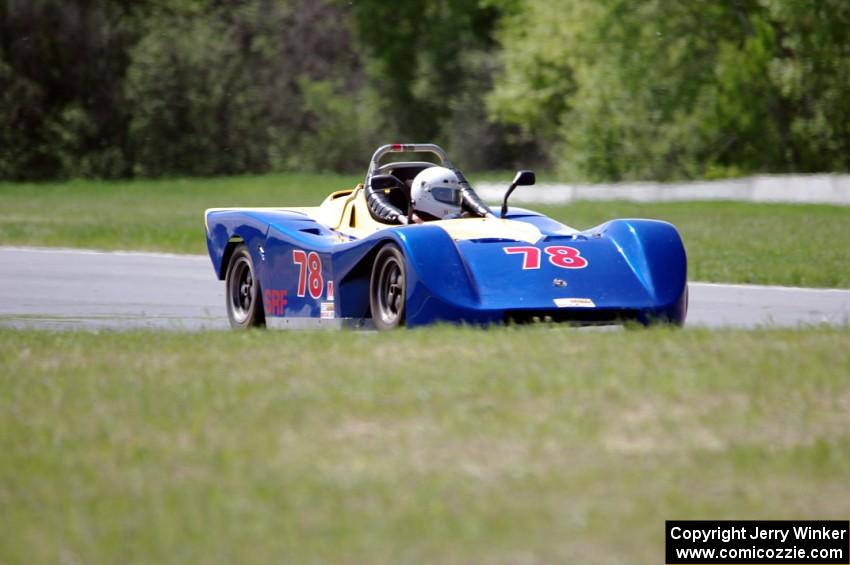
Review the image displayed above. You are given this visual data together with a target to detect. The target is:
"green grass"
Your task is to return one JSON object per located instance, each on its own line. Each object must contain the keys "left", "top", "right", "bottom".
{"left": 2, "top": 174, "right": 848, "bottom": 286}
{"left": 537, "top": 201, "right": 850, "bottom": 288}
{"left": 2, "top": 326, "right": 850, "bottom": 564}
{"left": 0, "top": 173, "right": 359, "bottom": 254}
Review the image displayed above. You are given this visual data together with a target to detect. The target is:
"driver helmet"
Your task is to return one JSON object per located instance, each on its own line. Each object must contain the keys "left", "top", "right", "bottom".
{"left": 410, "top": 166, "right": 463, "bottom": 220}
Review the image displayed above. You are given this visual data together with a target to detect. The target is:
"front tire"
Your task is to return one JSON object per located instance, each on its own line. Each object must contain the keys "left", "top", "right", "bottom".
{"left": 370, "top": 245, "right": 406, "bottom": 330}
{"left": 677, "top": 283, "right": 689, "bottom": 326}
{"left": 225, "top": 244, "right": 265, "bottom": 329}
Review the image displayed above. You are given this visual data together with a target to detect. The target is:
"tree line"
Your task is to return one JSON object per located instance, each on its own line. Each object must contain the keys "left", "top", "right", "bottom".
{"left": 2, "top": 0, "right": 849, "bottom": 182}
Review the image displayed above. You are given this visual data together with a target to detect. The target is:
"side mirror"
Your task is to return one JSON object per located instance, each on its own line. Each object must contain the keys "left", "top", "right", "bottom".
{"left": 501, "top": 170, "right": 536, "bottom": 218}
{"left": 513, "top": 170, "right": 536, "bottom": 186}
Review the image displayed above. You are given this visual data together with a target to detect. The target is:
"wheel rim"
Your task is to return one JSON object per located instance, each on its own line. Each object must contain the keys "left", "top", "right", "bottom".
{"left": 375, "top": 255, "right": 404, "bottom": 325}
{"left": 228, "top": 256, "right": 254, "bottom": 324}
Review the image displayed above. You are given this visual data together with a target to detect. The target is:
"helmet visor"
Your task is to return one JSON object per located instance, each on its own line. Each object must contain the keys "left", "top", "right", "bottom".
{"left": 431, "top": 186, "right": 461, "bottom": 206}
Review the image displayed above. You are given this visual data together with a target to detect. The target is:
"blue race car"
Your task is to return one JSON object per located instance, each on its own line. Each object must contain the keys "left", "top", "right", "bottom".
{"left": 205, "top": 143, "right": 688, "bottom": 330}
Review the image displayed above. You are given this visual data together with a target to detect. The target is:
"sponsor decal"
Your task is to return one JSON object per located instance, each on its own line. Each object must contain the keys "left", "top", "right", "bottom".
{"left": 264, "top": 289, "right": 288, "bottom": 315}
{"left": 553, "top": 297, "right": 595, "bottom": 308}
{"left": 327, "top": 280, "right": 334, "bottom": 301}
{"left": 320, "top": 302, "right": 335, "bottom": 319}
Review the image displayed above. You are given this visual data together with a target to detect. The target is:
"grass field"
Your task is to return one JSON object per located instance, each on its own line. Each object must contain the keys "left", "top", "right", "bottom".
{"left": 0, "top": 174, "right": 354, "bottom": 254}
{"left": 537, "top": 200, "right": 850, "bottom": 288}
{"left": 2, "top": 326, "right": 849, "bottom": 564}
{"left": 2, "top": 174, "right": 848, "bottom": 287}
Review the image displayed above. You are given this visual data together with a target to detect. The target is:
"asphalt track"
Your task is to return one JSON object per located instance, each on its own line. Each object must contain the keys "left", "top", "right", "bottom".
{"left": 2, "top": 246, "right": 848, "bottom": 331}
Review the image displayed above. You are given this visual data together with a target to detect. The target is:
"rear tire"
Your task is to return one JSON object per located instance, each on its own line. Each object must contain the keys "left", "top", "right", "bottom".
{"left": 225, "top": 244, "right": 266, "bottom": 329}
{"left": 370, "top": 245, "right": 406, "bottom": 330}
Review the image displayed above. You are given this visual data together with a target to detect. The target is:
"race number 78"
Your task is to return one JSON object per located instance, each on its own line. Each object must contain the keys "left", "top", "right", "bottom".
{"left": 503, "top": 245, "right": 588, "bottom": 269}
{"left": 292, "top": 249, "right": 324, "bottom": 298}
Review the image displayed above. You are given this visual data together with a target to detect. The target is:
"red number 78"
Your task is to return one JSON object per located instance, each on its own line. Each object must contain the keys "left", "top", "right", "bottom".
{"left": 292, "top": 249, "right": 324, "bottom": 298}
{"left": 503, "top": 245, "right": 588, "bottom": 269}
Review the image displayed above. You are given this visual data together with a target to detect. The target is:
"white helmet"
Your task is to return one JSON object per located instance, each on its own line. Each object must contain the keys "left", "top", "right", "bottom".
{"left": 410, "top": 166, "right": 463, "bottom": 220}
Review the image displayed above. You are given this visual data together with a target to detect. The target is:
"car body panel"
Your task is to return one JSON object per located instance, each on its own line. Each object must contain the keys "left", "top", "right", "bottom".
{"left": 206, "top": 182, "right": 688, "bottom": 328}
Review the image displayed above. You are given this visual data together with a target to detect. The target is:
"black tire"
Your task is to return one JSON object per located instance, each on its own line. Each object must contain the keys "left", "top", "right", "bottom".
{"left": 677, "top": 283, "right": 689, "bottom": 326}
{"left": 225, "top": 244, "right": 266, "bottom": 329}
{"left": 636, "top": 283, "right": 688, "bottom": 327}
{"left": 370, "top": 245, "right": 406, "bottom": 330}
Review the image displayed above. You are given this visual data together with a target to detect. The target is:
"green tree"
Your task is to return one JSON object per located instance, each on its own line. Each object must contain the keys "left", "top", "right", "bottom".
{"left": 350, "top": 0, "right": 533, "bottom": 170}
{"left": 352, "top": 0, "right": 497, "bottom": 139}
{"left": 125, "top": 12, "right": 266, "bottom": 176}
{"left": 489, "top": 0, "right": 850, "bottom": 181}
{"left": 0, "top": 1, "right": 146, "bottom": 179}
{"left": 1, "top": 0, "right": 381, "bottom": 179}
{"left": 125, "top": 0, "right": 379, "bottom": 176}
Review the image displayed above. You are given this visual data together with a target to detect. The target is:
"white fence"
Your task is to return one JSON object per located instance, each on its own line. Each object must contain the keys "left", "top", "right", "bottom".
{"left": 475, "top": 174, "right": 850, "bottom": 206}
